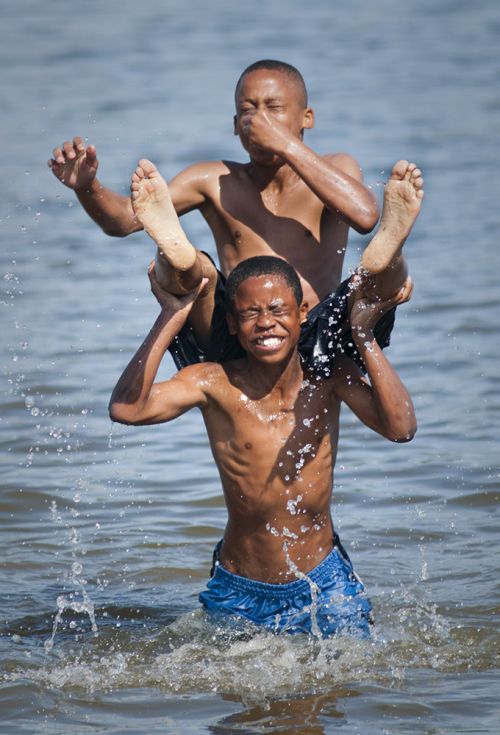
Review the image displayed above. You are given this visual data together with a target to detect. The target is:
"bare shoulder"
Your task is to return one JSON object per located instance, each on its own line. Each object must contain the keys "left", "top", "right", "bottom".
{"left": 168, "top": 161, "right": 233, "bottom": 213}
{"left": 175, "top": 360, "right": 226, "bottom": 388}
{"left": 169, "top": 160, "right": 229, "bottom": 188}
{"left": 172, "top": 362, "right": 228, "bottom": 399}
{"left": 323, "top": 152, "right": 364, "bottom": 181}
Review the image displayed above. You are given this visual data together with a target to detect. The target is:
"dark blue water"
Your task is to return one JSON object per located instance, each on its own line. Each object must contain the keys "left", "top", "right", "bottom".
{"left": 1, "top": 1, "right": 499, "bottom": 732}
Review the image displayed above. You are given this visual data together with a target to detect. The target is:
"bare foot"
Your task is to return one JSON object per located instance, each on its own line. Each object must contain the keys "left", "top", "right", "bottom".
{"left": 360, "top": 161, "right": 424, "bottom": 274}
{"left": 131, "top": 159, "right": 197, "bottom": 271}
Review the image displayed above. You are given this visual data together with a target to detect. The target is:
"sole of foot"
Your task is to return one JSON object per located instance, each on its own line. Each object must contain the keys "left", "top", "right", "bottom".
{"left": 131, "top": 158, "right": 197, "bottom": 271}
{"left": 360, "top": 160, "right": 424, "bottom": 274}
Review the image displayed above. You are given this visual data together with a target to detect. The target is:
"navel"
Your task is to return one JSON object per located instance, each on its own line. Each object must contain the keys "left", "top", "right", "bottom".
{"left": 244, "top": 442, "right": 252, "bottom": 450}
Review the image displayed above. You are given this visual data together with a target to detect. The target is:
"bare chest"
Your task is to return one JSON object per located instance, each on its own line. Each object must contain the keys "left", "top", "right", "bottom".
{"left": 204, "top": 176, "right": 347, "bottom": 299}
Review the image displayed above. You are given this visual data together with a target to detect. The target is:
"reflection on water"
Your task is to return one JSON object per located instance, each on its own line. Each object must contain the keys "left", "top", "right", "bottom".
{"left": 2, "top": 0, "right": 500, "bottom": 732}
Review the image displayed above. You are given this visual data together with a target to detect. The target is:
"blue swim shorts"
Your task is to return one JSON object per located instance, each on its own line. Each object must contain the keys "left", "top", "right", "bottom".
{"left": 199, "top": 534, "right": 373, "bottom": 638}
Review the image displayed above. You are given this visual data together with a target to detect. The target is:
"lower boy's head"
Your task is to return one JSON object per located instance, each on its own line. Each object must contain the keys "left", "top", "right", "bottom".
{"left": 225, "top": 256, "right": 307, "bottom": 363}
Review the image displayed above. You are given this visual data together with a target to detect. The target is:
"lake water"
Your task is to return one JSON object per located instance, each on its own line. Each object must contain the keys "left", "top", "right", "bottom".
{"left": 1, "top": 0, "right": 499, "bottom": 732}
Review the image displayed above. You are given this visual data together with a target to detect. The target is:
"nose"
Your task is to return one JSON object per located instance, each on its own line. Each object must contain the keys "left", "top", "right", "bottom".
{"left": 255, "top": 310, "right": 276, "bottom": 329}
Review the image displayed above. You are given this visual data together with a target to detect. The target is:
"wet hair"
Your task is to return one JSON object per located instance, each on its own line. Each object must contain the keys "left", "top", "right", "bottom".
{"left": 225, "top": 256, "right": 303, "bottom": 312}
{"left": 235, "top": 59, "right": 308, "bottom": 107}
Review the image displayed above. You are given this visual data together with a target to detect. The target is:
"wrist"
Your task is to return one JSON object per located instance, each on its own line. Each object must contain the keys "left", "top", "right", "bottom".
{"left": 75, "top": 176, "right": 100, "bottom": 196}
{"left": 352, "top": 326, "right": 376, "bottom": 350}
{"left": 280, "top": 136, "right": 302, "bottom": 163}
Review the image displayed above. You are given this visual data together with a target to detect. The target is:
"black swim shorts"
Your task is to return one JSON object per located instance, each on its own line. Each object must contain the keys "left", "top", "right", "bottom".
{"left": 168, "top": 266, "right": 395, "bottom": 377}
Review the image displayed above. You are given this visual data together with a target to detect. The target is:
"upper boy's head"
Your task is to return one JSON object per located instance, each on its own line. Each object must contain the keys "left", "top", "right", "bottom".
{"left": 233, "top": 60, "right": 314, "bottom": 163}
{"left": 235, "top": 60, "right": 308, "bottom": 107}
{"left": 225, "top": 256, "right": 307, "bottom": 363}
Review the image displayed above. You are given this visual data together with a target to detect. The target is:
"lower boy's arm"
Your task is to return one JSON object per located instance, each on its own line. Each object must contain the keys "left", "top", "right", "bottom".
{"left": 354, "top": 332, "right": 416, "bottom": 442}
{"left": 109, "top": 306, "right": 189, "bottom": 424}
{"left": 109, "top": 273, "right": 206, "bottom": 424}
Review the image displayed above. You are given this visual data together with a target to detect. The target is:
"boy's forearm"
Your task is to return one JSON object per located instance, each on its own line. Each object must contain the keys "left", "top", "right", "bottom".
{"left": 109, "top": 307, "right": 187, "bottom": 420}
{"left": 355, "top": 332, "right": 416, "bottom": 441}
{"left": 281, "top": 140, "right": 379, "bottom": 233}
{"left": 76, "top": 178, "right": 141, "bottom": 237}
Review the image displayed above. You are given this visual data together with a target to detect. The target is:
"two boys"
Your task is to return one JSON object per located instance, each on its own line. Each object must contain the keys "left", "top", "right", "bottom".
{"left": 51, "top": 60, "right": 422, "bottom": 636}
{"left": 108, "top": 195, "right": 417, "bottom": 636}
{"left": 49, "top": 59, "right": 422, "bottom": 374}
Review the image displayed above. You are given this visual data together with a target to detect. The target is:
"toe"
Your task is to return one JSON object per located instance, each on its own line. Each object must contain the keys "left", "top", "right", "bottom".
{"left": 139, "top": 158, "right": 157, "bottom": 176}
{"left": 391, "top": 160, "right": 409, "bottom": 180}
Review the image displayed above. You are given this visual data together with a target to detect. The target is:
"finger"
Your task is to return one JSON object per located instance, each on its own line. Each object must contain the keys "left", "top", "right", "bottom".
{"left": 387, "top": 278, "right": 413, "bottom": 307}
{"left": 197, "top": 277, "right": 209, "bottom": 295}
{"left": 73, "top": 136, "right": 86, "bottom": 152}
{"left": 62, "top": 140, "right": 77, "bottom": 160}
{"left": 400, "top": 277, "right": 414, "bottom": 302}
{"left": 52, "top": 146, "right": 64, "bottom": 163}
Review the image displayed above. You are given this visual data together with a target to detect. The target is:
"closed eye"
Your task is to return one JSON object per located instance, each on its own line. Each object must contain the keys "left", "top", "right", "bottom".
{"left": 238, "top": 310, "right": 259, "bottom": 322}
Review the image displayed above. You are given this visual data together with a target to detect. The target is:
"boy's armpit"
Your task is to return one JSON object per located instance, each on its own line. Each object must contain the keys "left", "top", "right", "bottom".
{"left": 328, "top": 355, "right": 369, "bottom": 402}
{"left": 168, "top": 161, "right": 228, "bottom": 215}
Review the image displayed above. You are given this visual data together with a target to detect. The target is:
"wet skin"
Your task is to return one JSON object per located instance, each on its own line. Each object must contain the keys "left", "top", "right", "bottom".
{"left": 49, "top": 68, "right": 378, "bottom": 319}
{"left": 109, "top": 272, "right": 416, "bottom": 583}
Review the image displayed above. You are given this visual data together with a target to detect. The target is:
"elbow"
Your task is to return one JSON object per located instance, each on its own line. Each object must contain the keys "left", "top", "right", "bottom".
{"left": 101, "top": 223, "right": 129, "bottom": 238}
{"left": 108, "top": 401, "right": 136, "bottom": 425}
{"left": 388, "top": 419, "right": 417, "bottom": 444}
{"left": 352, "top": 205, "right": 379, "bottom": 235}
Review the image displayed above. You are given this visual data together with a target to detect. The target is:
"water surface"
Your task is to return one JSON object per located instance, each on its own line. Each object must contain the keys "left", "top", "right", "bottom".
{"left": 1, "top": 1, "right": 499, "bottom": 732}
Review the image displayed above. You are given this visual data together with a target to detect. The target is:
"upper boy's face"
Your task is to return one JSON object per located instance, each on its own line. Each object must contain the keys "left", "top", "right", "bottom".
{"left": 234, "top": 69, "right": 313, "bottom": 163}
{"left": 228, "top": 274, "right": 307, "bottom": 364}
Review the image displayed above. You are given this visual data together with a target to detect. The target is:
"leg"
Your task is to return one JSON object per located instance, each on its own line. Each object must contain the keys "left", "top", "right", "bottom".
{"left": 131, "top": 159, "right": 217, "bottom": 349}
{"left": 131, "top": 158, "right": 203, "bottom": 293}
{"left": 359, "top": 160, "right": 423, "bottom": 301}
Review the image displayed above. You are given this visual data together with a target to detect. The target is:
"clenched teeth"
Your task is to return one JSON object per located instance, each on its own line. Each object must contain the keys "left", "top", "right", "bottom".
{"left": 255, "top": 336, "right": 284, "bottom": 347}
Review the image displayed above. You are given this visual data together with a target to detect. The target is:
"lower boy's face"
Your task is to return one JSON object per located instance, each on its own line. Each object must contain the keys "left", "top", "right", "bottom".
{"left": 229, "top": 275, "right": 306, "bottom": 363}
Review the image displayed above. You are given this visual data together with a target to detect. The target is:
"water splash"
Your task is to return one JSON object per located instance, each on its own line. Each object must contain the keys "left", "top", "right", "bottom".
{"left": 44, "top": 567, "right": 98, "bottom": 652}
{"left": 282, "top": 543, "right": 322, "bottom": 641}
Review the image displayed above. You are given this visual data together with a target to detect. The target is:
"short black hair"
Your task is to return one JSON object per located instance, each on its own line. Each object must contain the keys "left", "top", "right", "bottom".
{"left": 225, "top": 256, "right": 303, "bottom": 311}
{"left": 235, "top": 59, "right": 308, "bottom": 106}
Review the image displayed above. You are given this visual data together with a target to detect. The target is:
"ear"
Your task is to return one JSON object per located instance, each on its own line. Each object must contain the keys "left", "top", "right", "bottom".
{"left": 299, "top": 301, "right": 309, "bottom": 324}
{"left": 302, "top": 107, "right": 314, "bottom": 131}
{"left": 226, "top": 311, "right": 238, "bottom": 335}
{"left": 233, "top": 115, "right": 238, "bottom": 136}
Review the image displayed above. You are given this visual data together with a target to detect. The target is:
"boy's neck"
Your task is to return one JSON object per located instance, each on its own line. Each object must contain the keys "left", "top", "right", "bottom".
{"left": 246, "top": 160, "right": 300, "bottom": 194}
{"left": 242, "top": 349, "right": 304, "bottom": 399}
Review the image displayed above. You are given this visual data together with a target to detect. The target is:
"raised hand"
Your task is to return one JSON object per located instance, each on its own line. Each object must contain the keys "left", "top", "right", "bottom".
{"left": 147, "top": 262, "right": 207, "bottom": 314}
{"left": 239, "top": 110, "right": 293, "bottom": 157}
{"left": 350, "top": 276, "right": 413, "bottom": 337}
{"left": 48, "top": 136, "right": 98, "bottom": 191}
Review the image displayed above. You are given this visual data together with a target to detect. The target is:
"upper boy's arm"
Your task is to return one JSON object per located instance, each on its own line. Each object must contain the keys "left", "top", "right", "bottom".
{"left": 110, "top": 364, "right": 209, "bottom": 426}
{"left": 168, "top": 162, "right": 221, "bottom": 216}
{"left": 322, "top": 152, "right": 379, "bottom": 234}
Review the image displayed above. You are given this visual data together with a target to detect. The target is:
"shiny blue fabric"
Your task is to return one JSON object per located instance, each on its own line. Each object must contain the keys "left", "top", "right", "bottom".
{"left": 199, "top": 539, "right": 373, "bottom": 638}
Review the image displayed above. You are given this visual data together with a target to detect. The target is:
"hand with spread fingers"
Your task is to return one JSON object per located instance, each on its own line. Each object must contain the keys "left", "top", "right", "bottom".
{"left": 48, "top": 135, "right": 98, "bottom": 191}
